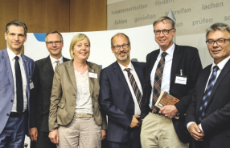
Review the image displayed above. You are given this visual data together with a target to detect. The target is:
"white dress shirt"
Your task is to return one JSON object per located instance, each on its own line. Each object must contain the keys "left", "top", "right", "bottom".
{"left": 149, "top": 43, "right": 175, "bottom": 108}
{"left": 7, "top": 48, "right": 27, "bottom": 112}
{"left": 187, "top": 56, "right": 230, "bottom": 132}
{"left": 50, "top": 55, "right": 63, "bottom": 71}
{"left": 118, "top": 62, "right": 143, "bottom": 115}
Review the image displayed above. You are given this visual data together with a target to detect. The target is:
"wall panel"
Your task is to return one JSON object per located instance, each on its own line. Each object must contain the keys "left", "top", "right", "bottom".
{"left": 19, "top": 0, "right": 70, "bottom": 33}
{"left": 0, "top": 0, "right": 19, "bottom": 49}
{"left": 70, "top": 0, "right": 107, "bottom": 32}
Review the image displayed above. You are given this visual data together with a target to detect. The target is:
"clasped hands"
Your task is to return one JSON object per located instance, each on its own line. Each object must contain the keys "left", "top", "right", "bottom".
{"left": 188, "top": 123, "right": 205, "bottom": 141}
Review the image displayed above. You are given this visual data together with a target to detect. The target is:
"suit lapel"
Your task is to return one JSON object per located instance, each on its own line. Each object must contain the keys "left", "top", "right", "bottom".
{"left": 67, "top": 60, "right": 77, "bottom": 91}
{"left": 3, "top": 49, "right": 14, "bottom": 92}
{"left": 148, "top": 50, "right": 159, "bottom": 77}
{"left": 87, "top": 62, "right": 96, "bottom": 96}
{"left": 113, "top": 62, "right": 132, "bottom": 97}
{"left": 207, "top": 59, "right": 230, "bottom": 106}
{"left": 170, "top": 45, "right": 182, "bottom": 86}
{"left": 196, "top": 66, "right": 211, "bottom": 114}
{"left": 44, "top": 56, "right": 54, "bottom": 76}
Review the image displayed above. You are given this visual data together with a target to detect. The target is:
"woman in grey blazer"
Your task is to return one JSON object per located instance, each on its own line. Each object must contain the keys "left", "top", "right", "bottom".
{"left": 48, "top": 33, "right": 107, "bottom": 148}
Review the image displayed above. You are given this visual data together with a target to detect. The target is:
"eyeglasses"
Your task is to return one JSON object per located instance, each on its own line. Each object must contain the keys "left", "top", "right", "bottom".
{"left": 154, "top": 28, "right": 174, "bottom": 35}
{"left": 112, "top": 44, "right": 130, "bottom": 50}
{"left": 46, "top": 41, "right": 62, "bottom": 45}
{"left": 206, "top": 38, "right": 230, "bottom": 46}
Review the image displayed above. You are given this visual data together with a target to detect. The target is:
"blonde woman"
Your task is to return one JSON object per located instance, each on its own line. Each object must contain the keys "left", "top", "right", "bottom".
{"left": 48, "top": 33, "right": 107, "bottom": 148}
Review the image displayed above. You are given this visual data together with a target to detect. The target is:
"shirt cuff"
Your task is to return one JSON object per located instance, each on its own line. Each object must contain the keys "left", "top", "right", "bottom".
{"left": 199, "top": 123, "right": 204, "bottom": 133}
{"left": 186, "top": 121, "right": 195, "bottom": 130}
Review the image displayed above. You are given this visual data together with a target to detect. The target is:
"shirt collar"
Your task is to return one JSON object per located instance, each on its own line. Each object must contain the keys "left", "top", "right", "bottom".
{"left": 7, "top": 47, "right": 22, "bottom": 61}
{"left": 118, "top": 61, "right": 134, "bottom": 71}
{"left": 211, "top": 56, "right": 230, "bottom": 71}
{"left": 158, "top": 43, "right": 175, "bottom": 58}
{"left": 50, "top": 55, "right": 63, "bottom": 64}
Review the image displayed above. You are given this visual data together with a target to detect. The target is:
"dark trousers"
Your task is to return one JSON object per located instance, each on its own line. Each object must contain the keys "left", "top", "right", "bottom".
{"left": 108, "top": 127, "right": 141, "bottom": 148}
{"left": 30, "top": 131, "right": 56, "bottom": 148}
{"left": 0, "top": 113, "right": 26, "bottom": 148}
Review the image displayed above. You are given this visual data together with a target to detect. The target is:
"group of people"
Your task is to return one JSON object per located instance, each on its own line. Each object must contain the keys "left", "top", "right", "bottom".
{"left": 0, "top": 15, "right": 230, "bottom": 148}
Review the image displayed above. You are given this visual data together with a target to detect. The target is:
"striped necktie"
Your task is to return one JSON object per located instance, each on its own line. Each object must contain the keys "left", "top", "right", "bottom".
{"left": 124, "top": 68, "right": 142, "bottom": 106}
{"left": 199, "top": 66, "right": 219, "bottom": 122}
{"left": 152, "top": 52, "right": 167, "bottom": 112}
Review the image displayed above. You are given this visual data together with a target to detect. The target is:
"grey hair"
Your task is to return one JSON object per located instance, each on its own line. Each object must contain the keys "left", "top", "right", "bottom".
{"left": 45, "top": 30, "right": 63, "bottom": 42}
{"left": 206, "top": 23, "right": 230, "bottom": 38}
{"left": 153, "top": 16, "right": 175, "bottom": 29}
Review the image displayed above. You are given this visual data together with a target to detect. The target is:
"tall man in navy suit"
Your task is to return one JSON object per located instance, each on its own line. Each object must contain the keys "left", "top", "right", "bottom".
{"left": 140, "top": 16, "right": 202, "bottom": 148}
{"left": 0, "top": 21, "right": 35, "bottom": 147}
{"left": 99, "top": 33, "right": 145, "bottom": 148}
{"left": 29, "top": 31, "right": 69, "bottom": 148}
{"left": 186, "top": 23, "right": 230, "bottom": 148}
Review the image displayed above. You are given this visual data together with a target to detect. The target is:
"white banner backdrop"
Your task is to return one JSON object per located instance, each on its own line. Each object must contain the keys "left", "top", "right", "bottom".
{"left": 24, "top": 25, "right": 212, "bottom": 68}
{"left": 24, "top": 25, "right": 158, "bottom": 68}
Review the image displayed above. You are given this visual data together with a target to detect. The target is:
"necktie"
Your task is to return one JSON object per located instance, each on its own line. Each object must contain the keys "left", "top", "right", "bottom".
{"left": 15, "top": 56, "right": 23, "bottom": 113}
{"left": 55, "top": 60, "right": 59, "bottom": 66}
{"left": 152, "top": 52, "right": 167, "bottom": 112}
{"left": 199, "top": 66, "right": 219, "bottom": 122}
{"left": 124, "top": 68, "right": 142, "bottom": 106}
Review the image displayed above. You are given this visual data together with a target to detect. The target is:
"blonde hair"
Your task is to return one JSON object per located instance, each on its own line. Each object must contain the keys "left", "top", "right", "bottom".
{"left": 69, "top": 33, "right": 91, "bottom": 59}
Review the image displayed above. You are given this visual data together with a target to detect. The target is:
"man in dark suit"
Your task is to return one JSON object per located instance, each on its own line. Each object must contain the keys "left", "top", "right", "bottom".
{"left": 186, "top": 23, "right": 230, "bottom": 148}
{"left": 29, "top": 31, "right": 69, "bottom": 148}
{"left": 0, "top": 21, "right": 35, "bottom": 147}
{"left": 99, "top": 33, "right": 145, "bottom": 148}
{"left": 140, "top": 16, "right": 202, "bottom": 148}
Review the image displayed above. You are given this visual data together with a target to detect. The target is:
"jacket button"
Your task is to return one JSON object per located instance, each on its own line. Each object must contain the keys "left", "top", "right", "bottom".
{"left": 7, "top": 113, "right": 10, "bottom": 116}
{"left": 92, "top": 105, "right": 94, "bottom": 108}
{"left": 11, "top": 100, "right": 13, "bottom": 102}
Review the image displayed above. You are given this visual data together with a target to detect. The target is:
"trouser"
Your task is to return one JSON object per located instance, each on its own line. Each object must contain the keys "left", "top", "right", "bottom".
{"left": 30, "top": 131, "right": 56, "bottom": 148}
{"left": 107, "top": 127, "right": 141, "bottom": 148}
{"left": 0, "top": 113, "right": 26, "bottom": 148}
{"left": 141, "top": 112, "right": 189, "bottom": 148}
{"left": 57, "top": 116, "right": 101, "bottom": 148}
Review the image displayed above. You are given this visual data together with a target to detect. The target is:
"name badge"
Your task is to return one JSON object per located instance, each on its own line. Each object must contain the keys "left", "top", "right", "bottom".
{"left": 30, "top": 82, "right": 34, "bottom": 89}
{"left": 89, "top": 72, "right": 97, "bottom": 79}
{"left": 175, "top": 75, "right": 187, "bottom": 85}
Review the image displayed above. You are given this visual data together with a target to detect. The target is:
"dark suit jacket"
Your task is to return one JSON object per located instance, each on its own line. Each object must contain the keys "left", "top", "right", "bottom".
{"left": 30, "top": 56, "right": 69, "bottom": 132}
{"left": 141, "top": 44, "right": 202, "bottom": 143}
{"left": 186, "top": 59, "right": 230, "bottom": 148}
{"left": 99, "top": 61, "right": 145, "bottom": 143}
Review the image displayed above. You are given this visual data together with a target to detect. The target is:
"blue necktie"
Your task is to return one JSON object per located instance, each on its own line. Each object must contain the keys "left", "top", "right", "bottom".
{"left": 15, "top": 56, "right": 23, "bottom": 114}
{"left": 199, "top": 66, "right": 219, "bottom": 122}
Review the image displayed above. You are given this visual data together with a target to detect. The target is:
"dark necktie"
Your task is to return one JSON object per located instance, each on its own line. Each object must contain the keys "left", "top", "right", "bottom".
{"left": 15, "top": 56, "right": 23, "bottom": 114}
{"left": 124, "top": 68, "right": 142, "bottom": 106}
{"left": 152, "top": 52, "right": 167, "bottom": 112}
{"left": 199, "top": 66, "right": 219, "bottom": 122}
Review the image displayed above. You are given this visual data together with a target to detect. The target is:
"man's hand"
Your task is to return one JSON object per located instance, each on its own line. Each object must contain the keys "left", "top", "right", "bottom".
{"left": 48, "top": 129, "right": 59, "bottom": 144}
{"left": 101, "top": 129, "right": 106, "bottom": 141}
{"left": 160, "top": 105, "right": 178, "bottom": 118}
{"left": 130, "top": 115, "right": 140, "bottom": 128}
{"left": 188, "top": 123, "right": 205, "bottom": 141}
{"left": 29, "top": 127, "right": 38, "bottom": 142}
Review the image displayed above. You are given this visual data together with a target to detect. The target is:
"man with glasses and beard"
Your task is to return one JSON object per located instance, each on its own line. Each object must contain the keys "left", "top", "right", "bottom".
{"left": 99, "top": 33, "right": 145, "bottom": 148}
